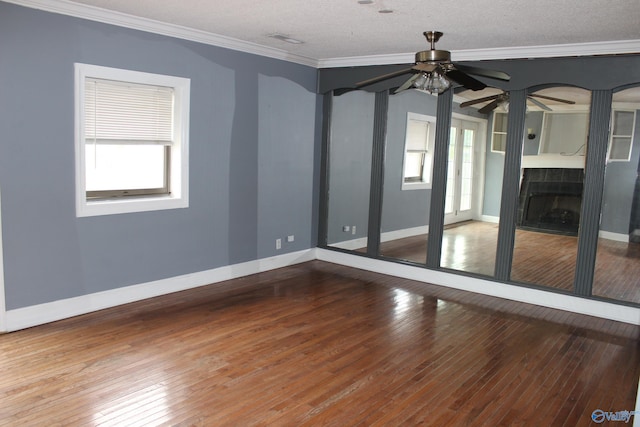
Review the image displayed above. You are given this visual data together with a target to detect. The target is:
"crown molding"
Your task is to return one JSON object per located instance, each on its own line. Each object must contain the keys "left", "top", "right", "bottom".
{"left": 6, "top": 0, "right": 640, "bottom": 70}
{"left": 4, "top": 0, "right": 320, "bottom": 68}
{"left": 317, "top": 39, "right": 640, "bottom": 68}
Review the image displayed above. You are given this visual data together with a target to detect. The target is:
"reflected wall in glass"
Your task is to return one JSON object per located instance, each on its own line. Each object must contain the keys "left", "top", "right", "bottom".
{"left": 379, "top": 90, "right": 436, "bottom": 264}
{"left": 511, "top": 87, "right": 592, "bottom": 291}
{"left": 326, "top": 91, "right": 375, "bottom": 252}
{"left": 593, "top": 86, "right": 640, "bottom": 304}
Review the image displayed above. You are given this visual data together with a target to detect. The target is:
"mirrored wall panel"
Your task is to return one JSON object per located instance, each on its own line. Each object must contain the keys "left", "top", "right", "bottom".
{"left": 439, "top": 89, "right": 505, "bottom": 276}
{"left": 511, "top": 87, "right": 592, "bottom": 291}
{"left": 593, "top": 86, "right": 640, "bottom": 303}
{"left": 379, "top": 90, "right": 436, "bottom": 263}
{"left": 326, "top": 91, "right": 375, "bottom": 252}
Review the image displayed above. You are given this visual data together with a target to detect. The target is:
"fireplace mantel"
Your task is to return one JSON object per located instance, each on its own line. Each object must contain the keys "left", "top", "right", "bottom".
{"left": 521, "top": 154, "right": 585, "bottom": 169}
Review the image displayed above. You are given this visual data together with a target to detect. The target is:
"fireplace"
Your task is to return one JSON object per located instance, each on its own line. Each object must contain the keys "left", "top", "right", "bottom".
{"left": 517, "top": 168, "right": 584, "bottom": 235}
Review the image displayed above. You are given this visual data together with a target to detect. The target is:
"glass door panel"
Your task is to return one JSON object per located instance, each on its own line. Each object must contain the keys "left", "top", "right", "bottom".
{"left": 444, "top": 120, "right": 477, "bottom": 225}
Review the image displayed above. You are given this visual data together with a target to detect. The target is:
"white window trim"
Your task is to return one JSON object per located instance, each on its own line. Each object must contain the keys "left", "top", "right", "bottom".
{"left": 490, "top": 111, "right": 507, "bottom": 154}
{"left": 607, "top": 109, "right": 636, "bottom": 163}
{"left": 74, "top": 63, "right": 190, "bottom": 217}
{"left": 402, "top": 112, "right": 436, "bottom": 191}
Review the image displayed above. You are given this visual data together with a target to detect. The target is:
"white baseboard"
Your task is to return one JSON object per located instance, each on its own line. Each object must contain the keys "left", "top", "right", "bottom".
{"left": 6, "top": 244, "right": 640, "bottom": 332}
{"left": 329, "top": 237, "right": 368, "bottom": 251}
{"left": 480, "top": 215, "right": 500, "bottom": 224}
{"left": 599, "top": 230, "right": 629, "bottom": 243}
{"left": 4, "top": 249, "right": 315, "bottom": 332}
{"left": 316, "top": 248, "right": 640, "bottom": 325}
{"left": 381, "top": 225, "right": 428, "bottom": 242}
{"left": 330, "top": 225, "right": 429, "bottom": 250}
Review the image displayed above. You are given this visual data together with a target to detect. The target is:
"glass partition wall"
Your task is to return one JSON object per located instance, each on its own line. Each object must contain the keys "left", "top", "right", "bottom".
{"left": 593, "top": 86, "right": 640, "bottom": 304}
{"left": 510, "top": 87, "right": 591, "bottom": 292}
{"left": 320, "top": 74, "right": 640, "bottom": 311}
{"left": 326, "top": 91, "right": 375, "bottom": 252}
{"left": 379, "top": 90, "right": 437, "bottom": 264}
{"left": 440, "top": 106, "right": 501, "bottom": 277}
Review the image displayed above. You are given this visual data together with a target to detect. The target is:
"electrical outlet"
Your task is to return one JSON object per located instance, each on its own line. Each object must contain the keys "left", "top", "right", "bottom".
{"left": 275, "top": 238, "right": 282, "bottom": 250}
{"left": 287, "top": 235, "right": 294, "bottom": 243}
{"left": 342, "top": 225, "right": 350, "bottom": 232}
{"left": 352, "top": 226, "right": 356, "bottom": 235}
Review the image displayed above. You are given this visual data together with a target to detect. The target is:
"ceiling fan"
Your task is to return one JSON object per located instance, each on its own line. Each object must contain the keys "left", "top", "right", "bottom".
{"left": 459, "top": 91, "right": 576, "bottom": 113}
{"left": 343, "top": 31, "right": 511, "bottom": 95}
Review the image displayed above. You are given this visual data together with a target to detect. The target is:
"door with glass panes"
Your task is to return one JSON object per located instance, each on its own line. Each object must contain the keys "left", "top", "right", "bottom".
{"left": 444, "top": 119, "right": 479, "bottom": 225}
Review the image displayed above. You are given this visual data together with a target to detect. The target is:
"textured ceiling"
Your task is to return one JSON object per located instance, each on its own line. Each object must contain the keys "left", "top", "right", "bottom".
{"left": 62, "top": 0, "right": 640, "bottom": 61}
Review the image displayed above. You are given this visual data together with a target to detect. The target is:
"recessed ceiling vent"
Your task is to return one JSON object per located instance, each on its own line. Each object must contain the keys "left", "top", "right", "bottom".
{"left": 268, "top": 34, "right": 304, "bottom": 44}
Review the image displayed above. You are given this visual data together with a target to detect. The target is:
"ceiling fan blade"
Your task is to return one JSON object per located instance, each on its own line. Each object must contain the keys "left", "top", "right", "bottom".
{"left": 355, "top": 67, "right": 415, "bottom": 89}
{"left": 412, "top": 63, "right": 437, "bottom": 73}
{"left": 529, "top": 93, "right": 576, "bottom": 104}
{"left": 527, "top": 96, "right": 552, "bottom": 111}
{"left": 459, "top": 94, "right": 500, "bottom": 108}
{"left": 445, "top": 69, "right": 487, "bottom": 91}
{"left": 454, "top": 64, "right": 511, "bottom": 81}
{"left": 478, "top": 99, "right": 501, "bottom": 114}
{"left": 394, "top": 74, "right": 420, "bottom": 94}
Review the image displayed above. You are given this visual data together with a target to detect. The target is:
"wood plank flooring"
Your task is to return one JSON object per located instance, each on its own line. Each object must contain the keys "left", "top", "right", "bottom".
{"left": 0, "top": 261, "right": 638, "bottom": 426}
{"left": 378, "top": 221, "right": 640, "bottom": 304}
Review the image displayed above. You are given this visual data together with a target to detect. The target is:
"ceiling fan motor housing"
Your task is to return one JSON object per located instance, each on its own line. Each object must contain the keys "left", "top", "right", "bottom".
{"left": 415, "top": 49, "right": 451, "bottom": 63}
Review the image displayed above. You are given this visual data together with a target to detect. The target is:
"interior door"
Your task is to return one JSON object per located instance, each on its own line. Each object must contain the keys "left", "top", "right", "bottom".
{"left": 445, "top": 119, "right": 479, "bottom": 225}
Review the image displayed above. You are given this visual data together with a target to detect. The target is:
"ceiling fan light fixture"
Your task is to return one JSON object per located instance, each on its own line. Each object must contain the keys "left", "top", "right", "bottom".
{"left": 412, "top": 71, "right": 450, "bottom": 94}
{"left": 412, "top": 73, "right": 429, "bottom": 90}
{"left": 425, "top": 71, "right": 450, "bottom": 94}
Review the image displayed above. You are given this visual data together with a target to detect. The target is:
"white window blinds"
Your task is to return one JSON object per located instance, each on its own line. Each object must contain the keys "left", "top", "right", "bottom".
{"left": 405, "top": 119, "right": 429, "bottom": 151}
{"left": 84, "top": 78, "right": 174, "bottom": 145}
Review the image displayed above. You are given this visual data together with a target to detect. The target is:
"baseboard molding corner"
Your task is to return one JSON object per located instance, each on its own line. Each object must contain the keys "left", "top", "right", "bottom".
{"left": 4, "top": 248, "right": 315, "bottom": 332}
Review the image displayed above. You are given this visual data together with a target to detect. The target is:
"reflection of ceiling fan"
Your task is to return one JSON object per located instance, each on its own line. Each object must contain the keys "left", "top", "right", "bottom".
{"left": 349, "top": 31, "right": 510, "bottom": 95}
{"left": 459, "top": 91, "right": 576, "bottom": 113}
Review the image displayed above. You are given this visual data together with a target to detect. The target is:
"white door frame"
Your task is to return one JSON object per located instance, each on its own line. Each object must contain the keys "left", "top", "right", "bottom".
{"left": 444, "top": 114, "right": 488, "bottom": 225}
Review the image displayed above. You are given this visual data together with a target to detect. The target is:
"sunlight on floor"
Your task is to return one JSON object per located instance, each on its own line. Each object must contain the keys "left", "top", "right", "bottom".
{"left": 92, "top": 383, "right": 170, "bottom": 426}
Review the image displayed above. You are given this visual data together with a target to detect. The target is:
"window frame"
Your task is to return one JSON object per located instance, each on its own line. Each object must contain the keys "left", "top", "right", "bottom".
{"left": 491, "top": 111, "right": 508, "bottom": 154}
{"left": 401, "top": 112, "right": 436, "bottom": 191}
{"left": 607, "top": 109, "right": 636, "bottom": 162}
{"left": 74, "top": 63, "right": 190, "bottom": 217}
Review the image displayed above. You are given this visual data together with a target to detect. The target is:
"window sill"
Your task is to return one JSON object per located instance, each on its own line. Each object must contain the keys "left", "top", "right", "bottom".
{"left": 77, "top": 194, "right": 188, "bottom": 217}
{"left": 402, "top": 182, "right": 431, "bottom": 191}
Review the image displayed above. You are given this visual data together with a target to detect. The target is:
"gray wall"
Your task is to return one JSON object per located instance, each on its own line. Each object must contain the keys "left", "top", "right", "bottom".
{"left": 481, "top": 112, "right": 505, "bottom": 218}
{"left": 523, "top": 111, "right": 544, "bottom": 155}
{"left": 0, "top": 3, "right": 319, "bottom": 309}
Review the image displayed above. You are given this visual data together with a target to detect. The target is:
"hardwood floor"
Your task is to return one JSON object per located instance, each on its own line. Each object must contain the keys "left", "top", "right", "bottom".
{"left": 378, "top": 221, "right": 640, "bottom": 304}
{"left": 1, "top": 261, "right": 638, "bottom": 426}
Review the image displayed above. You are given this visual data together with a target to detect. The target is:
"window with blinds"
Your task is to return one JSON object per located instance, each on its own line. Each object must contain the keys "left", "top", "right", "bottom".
{"left": 75, "top": 63, "right": 190, "bottom": 217}
{"left": 402, "top": 112, "right": 436, "bottom": 189}
{"left": 84, "top": 78, "right": 174, "bottom": 198}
